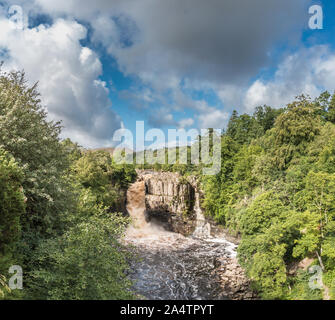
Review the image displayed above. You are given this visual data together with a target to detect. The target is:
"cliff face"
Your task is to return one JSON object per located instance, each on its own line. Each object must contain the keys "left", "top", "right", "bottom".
{"left": 127, "top": 170, "right": 256, "bottom": 300}
{"left": 136, "top": 170, "right": 199, "bottom": 235}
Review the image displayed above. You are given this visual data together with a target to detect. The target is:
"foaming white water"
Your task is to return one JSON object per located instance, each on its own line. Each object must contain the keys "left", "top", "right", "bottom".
{"left": 204, "top": 238, "right": 238, "bottom": 258}
{"left": 191, "top": 190, "right": 237, "bottom": 258}
{"left": 124, "top": 179, "right": 238, "bottom": 300}
{"left": 192, "top": 191, "right": 212, "bottom": 238}
{"left": 126, "top": 180, "right": 172, "bottom": 239}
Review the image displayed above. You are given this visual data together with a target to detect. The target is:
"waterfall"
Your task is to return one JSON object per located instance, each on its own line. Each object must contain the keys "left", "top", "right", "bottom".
{"left": 124, "top": 176, "right": 252, "bottom": 300}
{"left": 126, "top": 180, "right": 166, "bottom": 238}
{"left": 192, "top": 191, "right": 211, "bottom": 238}
{"left": 126, "top": 181, "right": 148, "bottom": 229}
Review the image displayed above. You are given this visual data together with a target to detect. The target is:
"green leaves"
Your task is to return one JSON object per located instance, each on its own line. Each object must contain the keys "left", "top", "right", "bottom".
{"left": 201, "top": 92, "right": 335, "bottom": 299}
{"left": 240, "top": 191, "right": 286, "bottom": 235}
{"left": 71, "top": 150, "right": 136, "bottom": 214}
{"left": 249, "top": 245, "right": 288, "bottom": 299}
{"left": 29, "top": 214, "right": 133, "bottom": 300}
{"left": 0, "top": 70, "right": 137, "bottom": 300}
{"left": 0, "top": 148, "right": 25, "bottom": 263}
{"left": 0, "top": 274, "right": 11, "bottom": 299}
{"left": 226, "top": 106, "right": 282, "bottom": 145}
{"left": 0, "top": 70, "right": 71, "bottom": 243}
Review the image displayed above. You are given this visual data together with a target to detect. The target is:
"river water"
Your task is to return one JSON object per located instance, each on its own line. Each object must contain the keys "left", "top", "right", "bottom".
{"left": 124, "top": 181, "right": 238, "bottom": 300}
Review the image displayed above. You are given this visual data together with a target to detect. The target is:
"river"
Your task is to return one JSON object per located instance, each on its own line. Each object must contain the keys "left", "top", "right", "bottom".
{"left": 123, "top": 180, "right": 245, "bottom": 300}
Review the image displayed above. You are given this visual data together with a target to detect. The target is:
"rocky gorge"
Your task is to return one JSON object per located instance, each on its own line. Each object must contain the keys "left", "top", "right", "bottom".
{"left": 124, "top": 170, "right": 256, "bottom": 300}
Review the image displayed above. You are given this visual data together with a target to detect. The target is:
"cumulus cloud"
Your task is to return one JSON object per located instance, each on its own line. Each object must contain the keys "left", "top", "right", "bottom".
{"left": 178, "top": 118, "right": 194, "bottom": 129}
{"left": 170, "top": 88, "right": 229, "bottom": 129}
{"left": 197, "top": 109, "right": 229, "bottom": 129}
{"left": 112, "top": 0, "right": 310, "bottom": 88}
{"left": 3, "top": 0, "right": 320, "bottom": 136}
{"left": 11, "top": 2, "right": 312, "bottom": 102}
{"left": 0, "top": 15, "right": 121, "bottom": 148}
{"left": 31, "top": 0, "right": 310, "bottom": 85}
{"left": 243, "top": 45, "right": 335, "bottom": 111}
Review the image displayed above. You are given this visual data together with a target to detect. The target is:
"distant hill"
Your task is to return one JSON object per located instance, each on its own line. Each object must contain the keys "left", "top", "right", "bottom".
{"left": 89, "top": 147, "right": 134, "bottom": 155}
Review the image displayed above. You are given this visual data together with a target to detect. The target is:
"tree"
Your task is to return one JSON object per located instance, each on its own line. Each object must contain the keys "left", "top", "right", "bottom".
{"left": 248, "top": 245, "right": 288, "bottom": 299}
{"left": 28, "top": 214, "right": 134, "bottom": 300}
{"left": 227, "top": 112, "right": 261, "bottom": 145}
{"left": 240, "top": 191, "right": 286, "bottom": 235}
{"left": 0, "top": 70, "right": 71, "bottom": 242}
{"left": 325, "top": 92, "right": 335, "bottom": 123}
{"left": 0, "top": 149, "right": 25, "bottom": 252}
{"left": 271, "top": 95, "right": 321, "bottom": 169}
{"left": 0, "top": 149, "right": 25, "bottom": 280}
{"left": 293, "top": 172, "right": 335, "bottom": 271}
{"left": 0, "top": 69, "right": 137, "bottom": 301}
{"left": 253, "top": 105, "right": 283, "bottom": 133}
{"left": 0, "top": 274, "right": 11, "bottom": 299}
{"left": 72, "top": 150, "right": 136, "bottom": 212}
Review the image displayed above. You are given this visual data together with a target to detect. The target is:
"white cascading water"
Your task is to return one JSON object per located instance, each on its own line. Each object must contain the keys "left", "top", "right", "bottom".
{"left": 124, "top": 179, "right": 238, "bottom": 300}
{"left": 192, "top": 191, "right": 211, "bottom": 238}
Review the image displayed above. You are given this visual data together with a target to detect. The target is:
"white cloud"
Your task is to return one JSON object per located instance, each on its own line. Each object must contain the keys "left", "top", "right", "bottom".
{"left": 148, "top": 110, "right": 175, "bottom": 127}
{"left": 178, "top": 118, "right": 194, "bottom": 129}
{"left": 5, "top": 0, "right": 328, "bottom": 137}
{"left": 11, "top": 0, "right": 311, "bottom": 125}
{"left": 212, "top": 45, "right": 335, "bottom": 117}
{"left": 244, "top": 81, "right": 268, "bottom": 111}
{"left": 0, "top": 16, "right": 121, "bottom": 148}
{"left": 198, "top": 109, "right": 229, "bottom": 129}
{"left": 102, "top": 0, "right": 308, "bottom": 89}
{"left": 216, "top": 85, "right": 244, "bottom": 110}
{"left": 242, "top": 46, "right": 335, "bottom": 112}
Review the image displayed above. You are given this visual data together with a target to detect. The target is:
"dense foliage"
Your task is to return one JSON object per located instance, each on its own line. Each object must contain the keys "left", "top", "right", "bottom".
{"left": 0, "top": 148, "right": 25, "bottom": 291}
{"left": 0, "top": 70, "right": 136, "bottom": 300}
{"left": 201, "top": 94, "right": 335, "bottom": 299}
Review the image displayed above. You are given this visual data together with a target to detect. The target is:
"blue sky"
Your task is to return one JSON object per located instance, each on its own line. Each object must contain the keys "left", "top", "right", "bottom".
{"left": 1, "top": 0, "right": 335, "bottom": 149}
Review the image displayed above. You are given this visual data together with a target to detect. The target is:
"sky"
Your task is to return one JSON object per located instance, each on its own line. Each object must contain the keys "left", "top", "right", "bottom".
{"left": 0, "top": 0, "right": 334, "bottom": 149}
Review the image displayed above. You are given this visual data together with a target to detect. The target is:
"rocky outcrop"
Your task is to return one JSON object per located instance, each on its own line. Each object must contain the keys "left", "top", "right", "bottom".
{"left": 134, "top": 170, "right": 229, "bottom": 238}
{"left": 144, "top": 174, "right": 194, "bottom": 215}
{"left": 216, "top": 257, "right": 256, "bottom": 300}
{"left": 127, "top": 170, "right": 257, "bottom": 300}
{"left": 136, "top": 170, "right": 200, "bottom": 235}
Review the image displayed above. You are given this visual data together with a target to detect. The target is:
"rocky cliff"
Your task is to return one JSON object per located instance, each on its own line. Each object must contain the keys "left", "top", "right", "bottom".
{"left": 127, "top": 170, "right": 256, "bottom": 300}
{"left": 135, "top": 170, "right": 201, "bottom": 235}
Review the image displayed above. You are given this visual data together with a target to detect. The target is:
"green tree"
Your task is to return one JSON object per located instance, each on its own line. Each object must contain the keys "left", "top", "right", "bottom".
{"left": 240, "top": 191, "right": 286, "bottom": 235}
{"left": 0, "top": 70, "right": 71, "bottom": 243}
{"left": 227, "top": 112, "right": 261, "bottom": 145}
{"left": 293, "top": 172, "right": 335, "bottom": 271}
{"left": 271, "top": 95, "right": 321, "bottom": 169}
{"left": 0, "top": 149, "right": 25, "bottom": 256}
{"left": 0, "top": 149, "right": 25, "bottom": 300}
{"left": 72, "top": 150, "right": 136, "bottom": 212}
{"left": 253, "top": 105, "right": 283, "bottom": 133}
{"left": 325, "top": 92, "right": 335, "bottom": 123}
{"left": 28, "top": 213, "right": 134, "bottom": 300}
